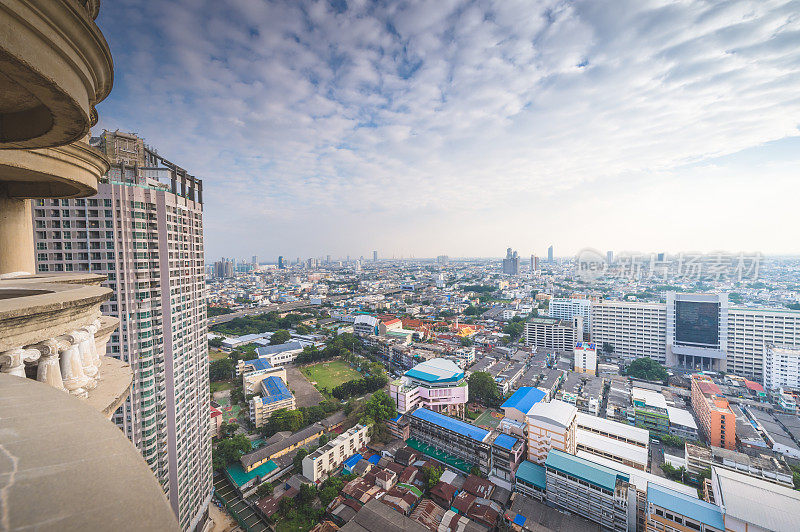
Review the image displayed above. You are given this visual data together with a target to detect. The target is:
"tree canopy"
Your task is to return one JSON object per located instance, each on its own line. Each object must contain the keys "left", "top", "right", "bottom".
{"left": 626, "top": 357, "right": 669, "bottom": 382}
{"left": 210, "top": 358, "right": 234, "bottom": 382}
{"left": 212, "top": 434, "right": 250, "bottom": 470}
{"left": 468, "top": 371, "right": 503, "bottom": 407}
{"left": 269, "top": 329, "right": 291, "bottom": 345}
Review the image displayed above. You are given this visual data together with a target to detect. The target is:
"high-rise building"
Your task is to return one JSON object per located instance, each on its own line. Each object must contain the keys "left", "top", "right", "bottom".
{"left": 502, "top": 247, "right": 520, "bottom": 275}
{"left": 530, "top": 254, "right": 539, "bottom": 273}
{"left": 278, "top": 255, "right": 284, "bottom": 269}
{"left": 606, "top": 250, "right": 613, "bottom": 264}
{"left": 252, "top": 255, "right": 257, "bottom": 265}
{"left": 547, "top": 245, "right": 554, "bottom": 263}
{"left": 549, "top": 297, "right": 592, "bottom": 334}
{"left": 373, "top": 250, "right": 378, "bottom": 262}
{"left": 763, "top": 344, "right": 800, "bottom": 390}
{"left": 436, "top": 255, "right": 449, "bottom": 265}
{"left": 591, "top": 300, "right": 668, "bottom": 363}
{"left": 326, "top": 254, "right": 331, "bottom": 264}
{"left": 32, "top": 130, "right": 212, "bottom": 531}
{"left": 666, "top": 292, "right": 728, "bottom": 372}
{"left": 691, "top": 374, "right": 735, "bottom": 450}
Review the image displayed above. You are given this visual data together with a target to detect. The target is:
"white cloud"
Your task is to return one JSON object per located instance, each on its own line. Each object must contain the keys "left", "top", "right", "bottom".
{"left": 95, "top": 0, "right": 800, "bottom": 259}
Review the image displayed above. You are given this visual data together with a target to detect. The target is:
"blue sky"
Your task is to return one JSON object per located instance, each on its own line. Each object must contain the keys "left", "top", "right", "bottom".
{"left": 95, "top": 0, "right": 800, "bottom": 261}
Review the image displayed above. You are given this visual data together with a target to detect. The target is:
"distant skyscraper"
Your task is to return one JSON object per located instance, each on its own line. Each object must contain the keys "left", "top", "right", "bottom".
{"left": 373, "top": 250, "right": 378, "bottom": 262}
{"left": 278, "top": 256, "right": 284, "bottom": 269}
{"left": 531, "top": 254, "right": 538, "bottom": 273}
{"left": 437, "top": 255, "right": 449, "bottom": 266}
{"left": 502, "top": 247, "right": 520, "bottom": 275}
{"left": 252, "top": 255, "right": 258, "bottom": 265}
{"left": 607, "top": 250, "right": 613, "bottom": 264}
{"left": 33, "top": 130, "right": 211, "bottom": 530}
{"left": 326, "top": 254, "right": 331, "bottom": 264}
{"left": 548, "top": 245, "right": 554, "bottom": 263}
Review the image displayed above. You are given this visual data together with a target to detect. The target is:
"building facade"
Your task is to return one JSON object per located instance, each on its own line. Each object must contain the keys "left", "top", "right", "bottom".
{"left": 32, "top": 131, "right": 211, "bottom": 530}
{"left": 574, "top": 341, "right": 597, "bottom": 374}
{"left": 763, "top": 344, "right": 800, "bottom": 390}
{"left": 549, "top": 298, "right": 592, "bottom": 335}
{"left": 690, "top": 375, "right": 735, "bottom": 450}
{"left": 389, "top": 358, "right": 468, "bottom": 417}
{"left": 407, "top": 407, "right": 492, "bottom": 475}
{"left": 591, "top": 301, "right": 667, "bottom": 363}
{"left": 524, "top": 317, "right": 583, "bottom": 352}
{"left": 525, "top": 400, "right": 577, "bottom": 464}
{"left": 303, "top": 424, "right": 371, "bottom": 482}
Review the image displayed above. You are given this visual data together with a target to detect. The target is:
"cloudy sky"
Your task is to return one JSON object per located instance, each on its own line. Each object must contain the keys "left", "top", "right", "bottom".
{"left": 95, "top": 0, "right": 800, "bottom": 261}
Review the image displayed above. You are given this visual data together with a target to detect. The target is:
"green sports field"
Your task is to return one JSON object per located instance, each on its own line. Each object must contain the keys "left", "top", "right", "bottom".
{"left": 300, "top": 360, "right": 361, "bottom": 391}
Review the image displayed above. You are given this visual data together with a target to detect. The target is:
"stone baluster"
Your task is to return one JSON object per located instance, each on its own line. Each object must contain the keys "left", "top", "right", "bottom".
{"left": 57, "top": 334, "right": 89, "bottom": 398}
{"left": 74, "top": 328, "right": 98, "bottom": 387}
{"left": 85, "top": 319, "right": 102, "bottom": 373}
{"left": 0, "top": 347, "right": 41, "bottom": 377}
{"left": 31, "top": 338, "right": 66, "bottom": 392}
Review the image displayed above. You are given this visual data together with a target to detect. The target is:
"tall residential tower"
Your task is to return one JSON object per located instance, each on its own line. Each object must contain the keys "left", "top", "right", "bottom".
{"left": 32, "top": 130, "right": 212, "bottom": 531}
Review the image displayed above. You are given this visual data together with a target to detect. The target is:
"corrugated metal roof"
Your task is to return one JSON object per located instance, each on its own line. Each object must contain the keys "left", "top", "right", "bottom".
{"left": 647, "top": 484, "right": 724, "bottom": 529}
{"left": 545, "top": 449, "right": 627, "bottom": 492}
{"left": 410, "top": 407, "right": 489, "bottom": 442}
{"left": 515, "top": 460, "right": 546, "bottom": 490}
{"left": 501, "top": 387, "right": 546, "bottom": 414}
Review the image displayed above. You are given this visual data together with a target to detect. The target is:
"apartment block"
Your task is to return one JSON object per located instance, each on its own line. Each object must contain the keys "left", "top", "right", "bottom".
{"left": 248, "top": 375, "right": 296, "bottom": 428}
{"left": 524, "top": 317, "right": 583, "bottom": 352}
{"left": 574, "top": 341, "right": 598, "bottom": 375}
{"left": 690, "top": 375, "right": 735, "bottom": 450}
{"left": 407, "top": 407, "right": 492, "bottom": 475}
{"left": 303, "top": 424, "right": 371, "bottom": 482}
{"left": 764, "top": 344, "right": 800, "bottom": 390}
{"left": 525, "top": 400, "right": 577, "bottom": 464}
{"left": 32, "top": 131, "right": 211, "bottom": 530}
{"left": 548, "top": 297, "right": 592, "bottom": 336}
{"left": 389, "top": 358, "right": 468, "bottom": 417}
{"left": 545, "top": 449, "right": 634, "bottom": 532}
{"left": 591, "top": 301, "right": 667, "bottom": 362}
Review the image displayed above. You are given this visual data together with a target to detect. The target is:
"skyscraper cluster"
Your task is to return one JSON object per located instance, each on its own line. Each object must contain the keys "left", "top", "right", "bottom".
{"left": 503, "top": 247, "right": 520, "bottom": 275}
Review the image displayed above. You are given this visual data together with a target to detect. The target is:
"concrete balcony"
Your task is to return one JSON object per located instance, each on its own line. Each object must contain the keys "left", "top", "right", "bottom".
{"left": 0, "top": 273, "right": 130, "bottom": 418}
{"left": 0, "top": 0, "right": 113, "bottom": 148}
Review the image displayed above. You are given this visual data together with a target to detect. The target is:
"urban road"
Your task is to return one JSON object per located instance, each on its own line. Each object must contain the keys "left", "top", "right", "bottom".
{"left": 207, "top": 289, "right": 403, "bottom": 326}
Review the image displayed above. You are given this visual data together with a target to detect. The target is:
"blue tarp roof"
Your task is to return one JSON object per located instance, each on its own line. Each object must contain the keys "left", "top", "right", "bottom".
{"left": 545, "top": 449, "right": 628, "bottom": 492}
{"left": 493, "top": 433, "right": 519, "bottom": 450}
{"left": 260, "top": 376, "right": 293, "bottom": 405}
{"left": 647, "top": 484, "right": 725, "bottom": 529}
{"left": 343, "top": 453, "right": 363, "bottom": 470}
{"left": 410, "top": 408, "right": 490, "bottom": 442}
{"left": 501, "top": 387, "right": 546, "bottom": 414}
{"left": 513, "top": 514, "right": 527, "bottom": 526}
{"left": 515, "top": 461, "right": 547, "bottom": 490}
{"left": 367, "top": 454, "right": 381, "bottom": 465}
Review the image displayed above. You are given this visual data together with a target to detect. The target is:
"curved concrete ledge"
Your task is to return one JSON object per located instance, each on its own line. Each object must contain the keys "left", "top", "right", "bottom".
{"left": 0, "top": 0, "right": 113, "bottom": 148}
{"left": 0, "top": 277, "right": 111, "bottom": 352}
{"left": 85, "top": 355, "right": 133, "bottom": 418}
{"left": 0, "top": 374, "right": 179, "bottom": 531}
{"left": 0, "top": 139, "right": 109, "bottom": 198}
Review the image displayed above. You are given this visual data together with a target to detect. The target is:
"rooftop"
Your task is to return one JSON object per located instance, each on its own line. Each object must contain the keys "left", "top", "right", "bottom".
{"left": 259, "top": 375, "right": 293, "bottom": 405}
{"left": 410, "top": 407, "right": 490, "bottom": 442}
{"left": 647, "top": 484, "right": 724, "bottom": 530}
{"left": 713, "top": 466, "right": 800, "bottom": 532}
{"left": 527, "top": 400, "right": 577, "bottom": 429}
{"left": 545, "top": 449, "right": 628, "bottom": 492}
{"left": 255, "top": 340, "right": 304, "bottom": 356}
{"left": 493, "top": 433, "right": 520, "bottom": 451}
{"left": 226, "top": 459, "right": 278, "bottom": 487}
{"left": 516, "top": 460, "right": 547, "bottom": 490}
{"left": 405, "top": 358, "right": 465, "bottom": 383}
{"left": 502, "top": 386, "right": 546, "bottom": 415}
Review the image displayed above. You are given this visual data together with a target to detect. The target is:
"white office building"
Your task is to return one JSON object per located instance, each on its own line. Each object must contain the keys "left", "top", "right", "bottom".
{"left": 574, "top": 341, "right": 598, "bottom": 375}
{"left": 549, "top": 298, "right": 592, "bottom": 336}
{"left": 591, "top": 301, "right": 667, "bottom": 363}
{"left": 32, "top": 131, "right": 211, "bottom": 531}
{"left": 764, "top": 344, "right": 800, "bottom": 390}
{"left": 727, "top": 308, "right": 800, "bottom": 380}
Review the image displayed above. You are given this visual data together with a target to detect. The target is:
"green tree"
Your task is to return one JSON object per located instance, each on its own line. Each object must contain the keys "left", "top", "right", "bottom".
{"left": 293, "top": 448, "right": 308, "bottom": 473}
{"left": 270, "top": 329, "right": 292, "bottom": 345}
{"left": 256, "top": 482, "right": 274, "bottom": 498}
{"left": 421, "top": 465, "right": 443, "bottom": 491}
{"left": 460, "top": 337, "right": 474, "bottom": 347}
{"left": 626, "top": 357, "right": 669, "bottom": 382}
{"left": 468, "top": 371, "right": 502, "bottom": 407}
{"left": 298, "top": 484, "right": 317, "bottom": 504}
{"left": 362, "top": 390, "right": 397, "bottom": 423}
{"left": 212, "top": 434, "right": 251, "bottom": 470}
{"left": 602, "top": 342, "right": 614, "bottom": 354}
{"left": 209, "top": 358, "right": 234, "bottom": 382}
{"left": 208, "top": 337, "right": 223, "bottom": 348}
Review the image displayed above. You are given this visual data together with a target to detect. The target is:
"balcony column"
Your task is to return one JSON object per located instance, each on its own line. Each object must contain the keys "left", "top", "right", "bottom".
{"left": 32, "top": 338, "right": 66, "bottom": 391}
{"left": 58, "top": 334, "right": 89, "bottom": 398}
{"left": 0, "top": 186, "right": 34, "bottom": 275}
{"left": 0, "top": 347, "right": 40, "bottom": 376}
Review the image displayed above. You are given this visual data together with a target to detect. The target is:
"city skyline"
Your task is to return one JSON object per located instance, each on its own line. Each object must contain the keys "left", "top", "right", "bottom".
{"left": 95, "top": 0, "right": 800, "bottom": 259}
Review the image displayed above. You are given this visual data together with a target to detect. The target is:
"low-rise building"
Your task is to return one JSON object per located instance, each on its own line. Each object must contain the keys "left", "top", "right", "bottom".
{"left": 545, "top": 449, "right": 633, "bottom": 532}
{"left": 526, "top": 400, "right": 577, "bottom": 464}
{"left": 691, "top": 375, "right": 736, "bottom": 450}
{"left": 490, "top": 433, "right": 525, "bottom": 483}
{"left": 389, "top": 359, "right": 468, "bottom": 417}
{"left": 254, "top": 341, "right": 305, "bottom": 365}
{"left": 630, "top": 387, "right": 670, "bottom": 435}
{"left": 303, "top": 424, "right": 371, "bottom": 482}
{"left": 574, "top": 342, "right": 598, "bottom": 375}
{"left": 685, "top": 443, "right": 794, "bottom": 488}
{"left": 646, "top": 484, "right": 724, "bottom": 532}
{"left": 407, "top": 407, "right": 492, "bottom": 475}
{"left": 666, "top": 406, "right": 699, "bottom": 441}
{"left": 249, "top": 375, "right": 296, "bottom": 428}
{"left": 524, "top": 317, "right": 583, "bottom": 351}
{"left": 576, "top": 413, "right": 649, "bottom": 472}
